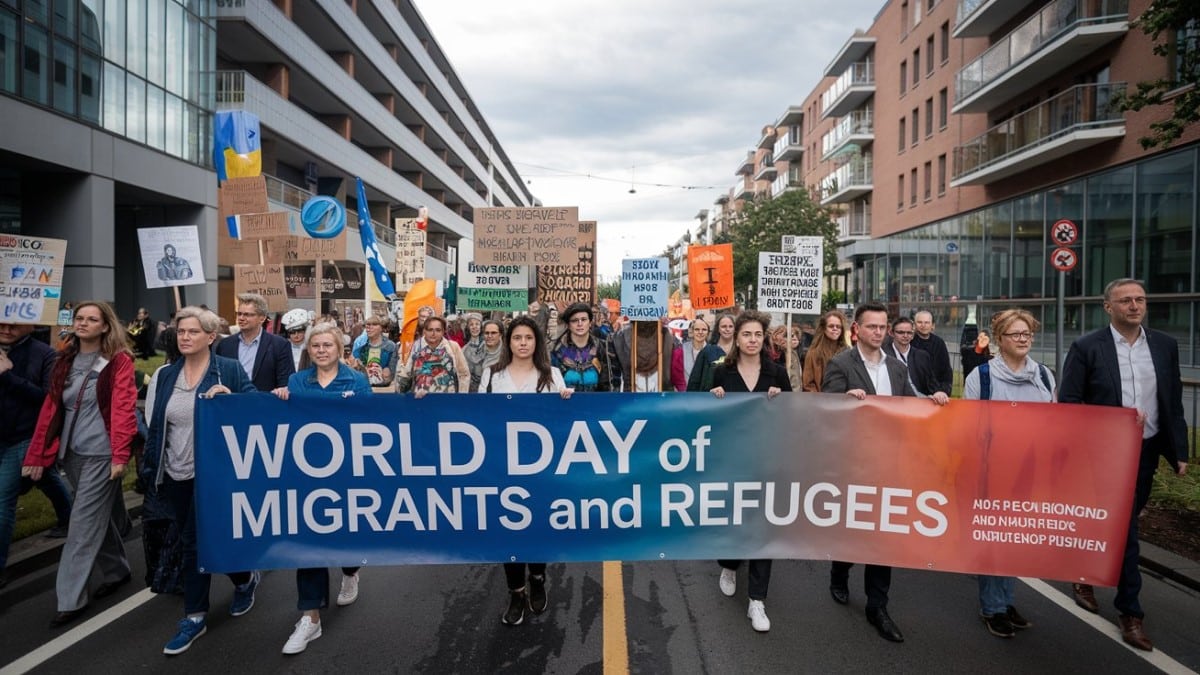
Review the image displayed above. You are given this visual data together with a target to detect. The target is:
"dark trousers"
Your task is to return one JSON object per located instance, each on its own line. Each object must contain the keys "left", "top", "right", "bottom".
{"left": 297, "top": 566, "right": 360, "bottom": 611}
{"left": 831, "top": 561, "right": 892, "bottom": 610}
{"left": 718, "top": 559, "right": 772, "bottom": 600}
{"left": 161, "top": 477, "right": 251, "bottom": 615}
{"left": 1114, "top": 435, "right": 1165, "bottom": 619}
{"left": 503, "top": 563, "right": 546, "bottom": 591}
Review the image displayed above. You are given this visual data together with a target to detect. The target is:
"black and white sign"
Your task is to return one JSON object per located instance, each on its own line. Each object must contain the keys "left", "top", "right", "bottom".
{"left": 757, "top": 239, "right": 823, "bottom": 314}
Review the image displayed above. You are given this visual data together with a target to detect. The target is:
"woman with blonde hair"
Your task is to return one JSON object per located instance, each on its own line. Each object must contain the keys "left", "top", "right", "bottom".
{"left": 963, "top": 308, "right": 1054, "bottom": 639}
{"left": 23, "top": 301, "right": 138, "bottom": 627}
{"left": 801, "top": 309, "right": 851, "bottom": 392}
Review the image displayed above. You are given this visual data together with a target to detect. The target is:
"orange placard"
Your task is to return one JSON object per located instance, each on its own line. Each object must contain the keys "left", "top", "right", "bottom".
{"left": 687, "top": 244, "right": 734, "bottom": 310}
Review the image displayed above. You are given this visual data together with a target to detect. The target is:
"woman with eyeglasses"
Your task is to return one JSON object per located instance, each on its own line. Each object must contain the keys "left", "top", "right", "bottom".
{"left": 962, "top": 309, "right": 1053, "bottom": 639}
{"left": 686, "top": 313, "right": 736, "bottom": 392}
{"left": 395, "top": 315, "right": 470, "bottom": 396}
{"left": 466, "top": 319, "right": 504, "bottom": 392}
{"left": 550, "top": 303, "right": 612, "bottom": 392}
{"left": 671, "top": 317, "right": 710, "bottom": 391}
{"left": 802, "top": 310, "right": 851, "bottom": 393}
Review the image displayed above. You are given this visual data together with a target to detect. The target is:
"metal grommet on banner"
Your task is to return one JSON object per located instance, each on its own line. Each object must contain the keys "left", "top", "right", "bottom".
{"left": 510, "top": 555, "right": 517, "bottom": 562}
{"left": 361, "top": 558, "right": 368, "bottom": 565}
{"left": 926, "top": 562, "right": 935, "bottom": 569}
{"left": 507, "top": 395, "right": 513, "bottom": 400}
{"left": 198, "top": 566, "right": 205, "bottom": 573}
{"left": 659, "top": 552, "right": 666, "bottom": 559}
{"left": 1010, "top": 401, "right": 1018, "bottom": 407}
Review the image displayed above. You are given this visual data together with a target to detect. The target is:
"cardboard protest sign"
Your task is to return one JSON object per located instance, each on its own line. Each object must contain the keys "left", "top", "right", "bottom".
{"left": 458, "top": 262, "right": 528, "bottom": 313}
{"left": 0, "top": 234, "right": 67, "bottom": 325}
{"left": 234, "top": 212, "right": 290, "bottom": 240}
{"left": 138, "top": 226, "right": 204, "bottom": 289}
{"left": 536, "top": 220, "right": 596, "bottom": 307}
{"left": 473, "top": 207, "right": 580, "bottom": 265}
{"left": 394, "top": 217, "right": 426, "bottom": 293}
{"left": 218, "top": 176, "right": 269, "bottom": 221}
{"left": 620, "top": 258, "right": 669, "bottom": 320}
{"left": 262, "top": 232, "right": 347, "bottom": 263}
{"left": 233, "top": 263, "right": 288, "bottom": 312}
{"left": 686, "top": 244, "right": 734, "bottom": 310}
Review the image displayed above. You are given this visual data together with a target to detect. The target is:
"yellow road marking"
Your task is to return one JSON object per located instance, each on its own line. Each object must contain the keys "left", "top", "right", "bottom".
{"left": 603, "top": 560, "right": 629, "bottom": 675}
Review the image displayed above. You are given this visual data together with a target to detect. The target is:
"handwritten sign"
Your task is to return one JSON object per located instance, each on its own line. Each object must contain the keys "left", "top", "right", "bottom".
{"left": 235, "top": 212, "right": 290, "bottom": 240}
{"left": 536, "top": 220, "right": 596, "bottom": 307}
{"left": 757, "top": 239, "right": 823, "bottom": 314}
{"left": 458, "top": 262, "right": 528, "bottom": 312}
{"left": 218, "top": 176, "right": 269, "bottom": 221}
{"left": 620, "top": 257, "right": 669, "bottom": 320}
{"left": 0, "top": 234, "right": 67, "bottom": 325}
{"left": 473, "top": 207, "right": 580, "bottom": 265}
{"left": 686, "top": 244, "right": 734, "bottom": 310}
{"left": 138, "top": 226, "right": 204, "bottom": 289}
{"left": 262, "top": 232, "right": 347, "bottom": 262}
{"left": 394, "top": 218, "right": 426, "bottom": 292}
{"left": 233, "top": 263, "right": 288, "bottom": 312}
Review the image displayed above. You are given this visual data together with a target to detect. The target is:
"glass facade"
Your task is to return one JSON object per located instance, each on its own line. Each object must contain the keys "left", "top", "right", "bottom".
{"left": 0, "top": 0, "right": 214, "bottom": 167}
{"left": 849, "top": 145, "right": 1200, "bottom": 366}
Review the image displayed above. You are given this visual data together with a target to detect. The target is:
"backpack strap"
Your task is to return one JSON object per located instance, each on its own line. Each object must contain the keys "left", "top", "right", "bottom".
{"left": 1038, "top": 364, "right": 1052, "bottom": 393}
{"left": 978, "top": 362, "right": 991, "bottom": 401}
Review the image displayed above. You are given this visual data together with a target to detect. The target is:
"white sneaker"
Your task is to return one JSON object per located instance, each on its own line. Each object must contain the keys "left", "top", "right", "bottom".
{"left": 282, "top": 616, "right": 322, "bottom": 654}
{"left": 337, "top": 573, "right": 359, "bottom": 606}
{"left": 747, "top": 599, "right": 770, "bottom": 632}
{"left": 719, "top": 568, "right": 736, "bottom": 597}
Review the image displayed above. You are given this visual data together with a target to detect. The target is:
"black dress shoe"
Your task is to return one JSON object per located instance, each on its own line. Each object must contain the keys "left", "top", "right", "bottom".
{"left": 866, "top": 607, "right": 905, "bottom": 642}
{"left": 830, "top": 585, "right": 850, "bottom": 605}
{"left": 94, "top": 574, "right": 132, "bottom": 599}
{"left": 50, "top": 607, "right": 88, "bottom": 628}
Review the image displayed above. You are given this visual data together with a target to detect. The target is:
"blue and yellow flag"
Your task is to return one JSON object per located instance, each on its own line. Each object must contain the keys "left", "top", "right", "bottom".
{"left": 213, "top": 111, "right": 262, "bottom": 182}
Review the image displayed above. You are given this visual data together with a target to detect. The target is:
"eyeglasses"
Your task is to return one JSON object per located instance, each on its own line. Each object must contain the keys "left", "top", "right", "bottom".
{"left": 892, "top": 330, "right": 914, "bottom": 336}
{"left": 287, "top": 328, "right": 306, "bottom": 335}
{"left": 1002, "top": 331, "right": 1034, "bottom": 341}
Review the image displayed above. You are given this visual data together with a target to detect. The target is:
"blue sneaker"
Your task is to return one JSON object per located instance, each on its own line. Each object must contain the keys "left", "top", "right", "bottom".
{"left": 230, "top": 570, "right": 260, "bottom": 617}
{"left": 163, "top": 617, "right": 206, "bottom": 655}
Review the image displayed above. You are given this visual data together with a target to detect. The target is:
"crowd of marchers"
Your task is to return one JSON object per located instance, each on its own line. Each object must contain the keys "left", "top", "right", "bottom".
{"left": 0, "top": 277, "right": 1187, "bottom": 657}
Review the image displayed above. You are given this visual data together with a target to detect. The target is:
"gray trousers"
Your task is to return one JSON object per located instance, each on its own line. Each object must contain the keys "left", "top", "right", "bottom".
{"left": 58, "top": 452, "right": 130, "bottom": 611}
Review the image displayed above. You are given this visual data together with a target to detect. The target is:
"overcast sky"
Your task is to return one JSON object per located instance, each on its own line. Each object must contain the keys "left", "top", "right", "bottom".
{"left": 412, "top": 0, "right": 882, "bottom": 281}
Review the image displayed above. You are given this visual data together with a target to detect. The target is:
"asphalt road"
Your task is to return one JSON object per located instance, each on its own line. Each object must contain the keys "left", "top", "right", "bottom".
{"left": 1, "top": 528, "right": 1198, "bottom": 674}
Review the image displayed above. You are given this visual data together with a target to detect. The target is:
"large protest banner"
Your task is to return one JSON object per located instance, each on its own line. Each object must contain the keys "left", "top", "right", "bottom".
{"left": 0, "top": 234, "right": 67, "bottom": 324}
{"left": 620, "top": 258, "right": 669, "bottom": 320}
{"left": 686, "top": 244, "right": 734, "bottom": 310}
{"left": 458, "top": 262, "right": 528, "bottom": 313}
{"left": 536, "top": 220, "right": 596, "bottom": 307}
{"left": 473, "top": 207, "right": 580, "bottom": 265}
{"left": 195, "top": 393, "right": 1139, "bottom": 586}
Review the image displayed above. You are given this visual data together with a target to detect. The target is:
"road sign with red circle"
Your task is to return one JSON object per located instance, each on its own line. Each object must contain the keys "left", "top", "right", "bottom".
{"left": 1051, "top": 246, "right": 1078, "bottom": 272}
{"left": 1052, "top": 219, "right": 1079, "bottom": 245}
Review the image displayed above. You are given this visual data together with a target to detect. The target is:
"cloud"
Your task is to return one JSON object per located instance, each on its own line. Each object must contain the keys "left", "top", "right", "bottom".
{"left": 412, "top": 0, "right": 881, "bottom": 279}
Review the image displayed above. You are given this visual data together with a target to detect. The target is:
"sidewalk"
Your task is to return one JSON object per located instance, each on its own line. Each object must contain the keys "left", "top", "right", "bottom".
{"left": 5, "top": 491, "right": 1200, "bottom": 593}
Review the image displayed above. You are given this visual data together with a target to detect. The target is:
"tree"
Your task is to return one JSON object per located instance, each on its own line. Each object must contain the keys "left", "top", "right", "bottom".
{"left": 596, "top": 278, "right": 621, "bottom": 301}
{"left": 727, "top": 188, "right": 839, "bottom": 296}
{"left": 1113, "top": 1, "right": 1200, "bottom": 149}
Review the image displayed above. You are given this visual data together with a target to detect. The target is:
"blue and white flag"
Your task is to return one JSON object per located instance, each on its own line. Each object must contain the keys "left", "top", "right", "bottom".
{"left": 356, "top": 177, "right": 395, "bottom": 297}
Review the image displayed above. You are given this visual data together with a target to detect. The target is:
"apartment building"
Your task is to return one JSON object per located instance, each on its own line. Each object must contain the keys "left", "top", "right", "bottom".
{"left": 717, "top": 0, "right": 1200, "bottom": 369}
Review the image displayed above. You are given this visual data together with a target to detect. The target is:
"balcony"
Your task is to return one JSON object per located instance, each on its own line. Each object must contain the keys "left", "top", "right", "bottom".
{"left": 263, "top": 173, "right": 313, "bottom": 211}
{"left": 952, "top": 82, "right": 1125, "bottom": 186}
{"left": 822, "top": 61, "right": 875, "bottom": 119}
{"left": 837, "top": 204, "right": 871, "bottom": 240}
{"left": 736, "top": 151, "right": 755, "bottom": 175}
{"left": 825, "top": 33, "right": 876, "bottom": 78}
{"left": 771, "top": 168, "right": 803, "bottom": 198}
{"left": 773, "top": 126, "right": 804, "bottom": 162}
{"left": 757, "top": 128, "right": 776, "bottom": 150}
{"left": 820, "top": 154, "right": 873, "bottom": 205}
{"left": 954, "top": 0, "right": 1038, "bottom": 38}
{"left": 755, "top": 153, "right": 778, "bottom": 182}
{"left": 735, "top": 177, "right": 755, "bottom": 201}
{"left": 821, "top": 109, "right": 875, "bottom": 161}
{"left": 954, "top": 0, "right": 1129, "bottom": 114}
{"left": 775, "top": 105, "right": 804, "bottom": 128}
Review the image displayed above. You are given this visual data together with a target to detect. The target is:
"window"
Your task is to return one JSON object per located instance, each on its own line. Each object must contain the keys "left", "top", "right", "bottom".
{"left": 23, "top": 24, "right": 49, "bottom": 104}
{"left": 901, "top": 1, "right": 909, "bottom": 37}
{"left": 937, "top": 154, "right": 946, "bottom": 195}
{"left": 911, "top": 107, "right": 919, "bottom": 146}
{"left": 940, "top": 22, "right": 949, "bottom": 63}
{"left": 1171, "top": 20, "right": 1200, "bottom": 83}
{"left": 926, "top": 35, "right": 935, "bottom": 76}
{"left": 924, "top": 98, "right": 933, "bottom": 137}
{"left": 913, "top": 0, "right": 922, "bottom": 26}
{"left": 900, "top": 60, "right": 907, "bottom": 95}
{"left": 938, "top": 88, "right": 948, "bottom": 129}
{"left": 910, "top": 168, "right": 918, "bottom": 206}
{"left": 924, "top": 161, "right": 932, "bottom": 201}
{"left": 913, "top": 49, "right": 920, "bottom": 86}
{"left": 898, "top": 174, "right": 905, "bottom": 210}
{"left": 899, "top": 117, "right": 907, "bottom": 152}
{"left": 52, "top": 38, "right": 76, "bottom": 115}
{"left": 0, "top": 10, "right": 16, "bottom": 94}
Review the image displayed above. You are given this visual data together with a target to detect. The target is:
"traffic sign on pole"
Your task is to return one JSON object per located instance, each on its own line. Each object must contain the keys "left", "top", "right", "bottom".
{"left": 1051, "top": 247, "right": 1078, "bottom": 272}
{"left": 1052, "top": 219, "right": 1079, "bottom": 246}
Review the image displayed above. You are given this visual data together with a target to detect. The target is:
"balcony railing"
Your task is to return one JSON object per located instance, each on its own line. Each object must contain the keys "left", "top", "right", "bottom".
{"left": 822, "top": 61, "right": 875, "bottom": 116}
{"left": 820, "top": 154, "right": 873, "bottom": 202}
{"left": 773, "top": 126, "right": 803, "bottom": 160}
{"left": 952, "top": 82, "right": 1125, "bottom": 180}
{"left": 821, "top": 109, "right": 875, "bottom": 158}
{"left": 427, "top": 241, "right": 451, "bottom": 263}
{"left": 216, "top": 70, "right": 246, "bottom": 106}
{"left": 955, "top": 0, "right": 1129, "bottom": 102}
{"left": 263, "top": 173, "right": 313, "bottom": 211}
{"left": 837, "top": 208, "right": 871, "bottom": 238}
{"left": 956, "top": 0, "right": 990, "bottom": 24}
{"left": 771, "top": 168, "right": 803, "bottom": 197}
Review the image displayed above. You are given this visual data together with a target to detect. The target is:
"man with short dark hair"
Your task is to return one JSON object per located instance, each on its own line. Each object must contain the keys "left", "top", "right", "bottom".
{"left": 885, "top": 316, "right": 948, "bottom": 403}
{"left": 911, "top": 310, "right": 953, "bottom": 396}
{"left": 1059, "top": 278, "right": 1188, "bottom": 652}
{"left": 822, "top": 302, "right": 947, "bottom": 643}
{"left": 216, "top": 293, "right": 294, "bottom": 392}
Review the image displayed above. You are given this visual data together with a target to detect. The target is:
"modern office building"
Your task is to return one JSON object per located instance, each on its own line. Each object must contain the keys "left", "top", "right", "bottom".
{"left": 716, "top": 0, "right": 1200, "bottom": 372}
{"left": 0, "top": 0, "right": 532, "bottom": 321}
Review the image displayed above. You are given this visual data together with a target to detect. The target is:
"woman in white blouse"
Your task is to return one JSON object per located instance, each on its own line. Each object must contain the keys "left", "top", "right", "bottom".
{"left": 479, "top": 316, "right": 572, "bottom": 626}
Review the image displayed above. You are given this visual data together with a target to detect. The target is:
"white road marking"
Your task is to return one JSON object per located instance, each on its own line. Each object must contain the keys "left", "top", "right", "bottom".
{"left": 0, "top": 588, "right": 156, "bottom": 675}
{"left": 1020, "top": 578, "right": 1197, "bottom": 675}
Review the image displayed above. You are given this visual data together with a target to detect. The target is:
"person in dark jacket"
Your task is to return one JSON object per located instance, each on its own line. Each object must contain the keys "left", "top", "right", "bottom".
{"left": 708, "top": 311, "right": 790, "bottom": 633}
{"left": 910, "top": 310, "right": 953, "bottom": 396}
{"left": 215, "top": 293, "right": 294, "bottom": 392}
{"left": 550, "top": 303, "right": 612, "bottom": 392}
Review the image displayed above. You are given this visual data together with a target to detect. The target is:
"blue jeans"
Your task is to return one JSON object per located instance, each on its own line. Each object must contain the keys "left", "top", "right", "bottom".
{"left": 978, "top": 575, "right": 1015, "bottom": 616}
{"left": 0, "top": 440, "right": 29, "bottom": 573}
{"left": 161, "top": 476, "right": 250, "bottom": 615}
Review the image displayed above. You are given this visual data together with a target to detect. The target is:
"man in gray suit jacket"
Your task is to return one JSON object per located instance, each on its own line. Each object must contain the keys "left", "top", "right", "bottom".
{"left": 822, "top": 302, "right": 947, "bottom": 644}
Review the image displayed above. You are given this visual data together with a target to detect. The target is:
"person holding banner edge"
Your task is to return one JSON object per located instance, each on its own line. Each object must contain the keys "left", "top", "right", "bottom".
{"left": 1058, "top": 278, "right": 1188, "bottom": 652}
{"left": 709, "top": 311, "right": 791, "bottom": 632}
{"left": 821, "top": 302, "right": 948, "bottom": 643}
{"left": 273, "top": 322, "right": 373, "bottom": 654}
{"left": 480, "top": 316, "right": 574, "bottom": 626}
{"left": 141, "top": 307, "right": 259, "bottom": 655}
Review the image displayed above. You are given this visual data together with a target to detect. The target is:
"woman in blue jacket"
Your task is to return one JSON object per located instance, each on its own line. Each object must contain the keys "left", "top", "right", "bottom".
{"left": 141, "top": 307, "right": 257, "bottom": 656}
{"left": 273, "top": 322, "right": 371, "bottom": 655}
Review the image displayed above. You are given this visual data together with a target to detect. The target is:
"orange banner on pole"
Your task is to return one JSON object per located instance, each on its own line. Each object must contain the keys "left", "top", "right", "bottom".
{"left": 687, "top": 244, "right": 734, "bottom": 310}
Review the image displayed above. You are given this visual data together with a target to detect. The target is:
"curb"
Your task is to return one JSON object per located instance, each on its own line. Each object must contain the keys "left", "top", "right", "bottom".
{"left": 1139, "top": 540, "right": 1200, "bottom": 593}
